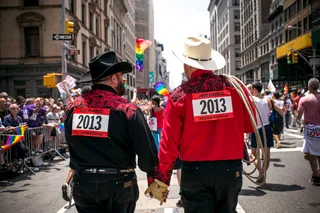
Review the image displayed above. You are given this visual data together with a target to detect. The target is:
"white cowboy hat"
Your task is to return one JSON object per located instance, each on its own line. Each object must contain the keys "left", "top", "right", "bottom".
{"left": 173, "top": 36, "right": 226, "bottom": 71}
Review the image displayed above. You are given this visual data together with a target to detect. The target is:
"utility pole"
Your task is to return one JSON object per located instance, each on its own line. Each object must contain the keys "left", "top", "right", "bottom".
{"left": 62, "top": 0, "right": 66, "bottom": 80}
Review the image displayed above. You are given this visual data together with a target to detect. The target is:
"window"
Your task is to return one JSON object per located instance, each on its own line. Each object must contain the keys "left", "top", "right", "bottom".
{"left": 81, "top": 4, "right": 86, "bottom": 25}
{"left": 96, "top": 17, "right": 99, "bottom": 35}
{"left": 234, "top": 48, "right": 241, "bottom": 57}
{"left": 303, "top": 0, "right": 307, "bottom": 8}
{"left": 289, "top": 2, "right": 297, "bottom": 19}
{"left": 298, "top": 21, "right": 302, "bottom": 36}
{"left": 104, "top": 26, "right": 108, "bottom": 43}
{"left": 271, "top": 23, "right": 274, "bottom": 32}
{"left": 279, "top": 34, "right": 283, "bottom": 44}
{"left": 89, "top": 12, "right": 93, "bottom": 31}
{"left": 272, "top": 55, "right": 275, "bottom": 64}
{"left": 234, "top": 23, "right": 240, "bottom": 31}
{"left": 235, "top": 35, "right": 240, "bottom": 44}
{"left": 24, "top": 27, "right": 40, "bottom": 57}
{"left": 96, "top": 50, "right": 99, "bottom": 56}
{"left": 82, "top": 41, "right": 87, "bottom": 66}
{"left": 275, "top": 20, "right": 278, "bottom": 29}
{"left": 271, "top": 39, "right": 274, "bottom": 48}
{"left": 303, "top": 17, "right": 308, "bottom": 32}
{"left": 234, "top": 10, "right": 240, "bottom": 19}
{"left": 279, "top": 16, "right": 283, "bottom": 26}
{"left": 297, "top": 0, "right": 301, "bottom": 12}
{"left": 232, "top": 0, "right": 239, "bottom": 6}
{"left": 70, "top": 0, "right": 75, "bottom": 14}
{"left": 90, "top": 46, "right": 94, "bottom": 59}
{"left": 23, "top": 0, "right": 39, "bottom": 6}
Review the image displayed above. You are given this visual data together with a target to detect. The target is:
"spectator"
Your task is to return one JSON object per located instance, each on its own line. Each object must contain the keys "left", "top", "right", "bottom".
{"left": 0, "top": 119, "right": 8, "bottom": 170}
{"left": 15, "top": 96, "right": 26, "bottom": 109}
{"left": 0, "top": 98, "right": 9, "bottom": 121}
{"left": 272, "top": 92, "right": 285, "bottom": 148}
{"left": 3, "top": 104, "right": 28, "bottom": 163}
{"left": 150, "top": 96, "right": 165, "bottom": 135}
{"left": 284, "top": 95, "right": 293, "bottom": 128}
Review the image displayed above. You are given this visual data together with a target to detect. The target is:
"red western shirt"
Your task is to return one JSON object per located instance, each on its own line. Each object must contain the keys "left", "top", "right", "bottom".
{"left": 149, "top": 70, "right": 255, "bottom": 185}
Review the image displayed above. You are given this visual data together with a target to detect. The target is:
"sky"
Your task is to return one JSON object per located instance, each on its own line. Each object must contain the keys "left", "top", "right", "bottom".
{"left": 153, "top": 0, "right": 211, "bottom": 90}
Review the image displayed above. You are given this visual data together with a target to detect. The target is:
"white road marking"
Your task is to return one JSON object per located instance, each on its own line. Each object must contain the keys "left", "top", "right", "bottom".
{"left": 283, "top": 133, "right": 304, "bottom": 139}
{"left": 57, "top": 200, "right": 75, "bottom": 213}
{"left": 164, "top": 203, "right": 245, "bottom": 213}
{"left": 248, "top": 147, "right": 302, "bottom": 153}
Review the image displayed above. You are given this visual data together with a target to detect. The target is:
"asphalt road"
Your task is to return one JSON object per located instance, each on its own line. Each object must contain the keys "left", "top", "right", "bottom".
{"left": 0, "top": 128, "right": 319, "bottom": 213}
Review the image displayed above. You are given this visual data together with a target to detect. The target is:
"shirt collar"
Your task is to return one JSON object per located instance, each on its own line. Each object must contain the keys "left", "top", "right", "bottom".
{"left": 190, "top": 70, "right": 214, "bottom": 79}
{"left": 92, "top": 84, "right": 118, "bottom": 94}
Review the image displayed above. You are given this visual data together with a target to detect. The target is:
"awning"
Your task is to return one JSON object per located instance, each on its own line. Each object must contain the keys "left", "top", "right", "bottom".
{"left": 276, "top": 33, "right": 312, "bottom": 59}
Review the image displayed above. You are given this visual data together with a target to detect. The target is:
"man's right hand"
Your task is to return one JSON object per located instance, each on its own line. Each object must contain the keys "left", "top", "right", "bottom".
{"left": 144, "top": 179, "right": 169, "bottom": 205}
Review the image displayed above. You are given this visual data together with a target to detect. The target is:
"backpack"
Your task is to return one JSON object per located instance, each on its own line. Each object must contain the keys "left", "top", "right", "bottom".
{"left": 269, "top": 100, "right": 284, "bottom": 134}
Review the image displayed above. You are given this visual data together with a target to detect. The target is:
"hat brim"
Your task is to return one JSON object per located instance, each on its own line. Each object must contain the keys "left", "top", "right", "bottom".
{"left": 77, "top": 62, "right": 132, "bottom": 84}
{"left": 172, "top": 49, "right": 226, "bottom": 71}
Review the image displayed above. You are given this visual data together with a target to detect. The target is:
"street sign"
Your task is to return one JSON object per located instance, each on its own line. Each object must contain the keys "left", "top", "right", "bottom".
{"left": 66, "top": 49, "right": 80, "bottom": 55}
{"left": 310, "top": 58, "right": 320, "bottom": 66}
{"left": 149, "top": 72, "right": 154, "bottom": 83}
{"left": 52, "top": 34, "right": 73, "bottom": 41}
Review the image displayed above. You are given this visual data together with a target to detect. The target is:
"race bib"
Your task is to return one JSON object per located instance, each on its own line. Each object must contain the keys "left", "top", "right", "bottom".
{"left": 72, "top": 108, "right": 110, "bottom": 138}
{"left": 30, "top": 113, "right": 38, "bottom": 121}
{"left": 192, "top": 90, "right": 233, "bottom": 122}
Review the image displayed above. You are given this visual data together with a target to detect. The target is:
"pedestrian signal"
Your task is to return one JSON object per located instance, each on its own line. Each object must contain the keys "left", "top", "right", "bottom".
{"left": 65, "top": 19, "right": 74, "bottom": 34}
{"left": 287, "top": 53, "right": 292, "bottom": 64}
{"left": 292, "top": 53, "right": 298, "bottom": 64}
{"left": 43, "top": 73, "right": 62, "bottom": 88}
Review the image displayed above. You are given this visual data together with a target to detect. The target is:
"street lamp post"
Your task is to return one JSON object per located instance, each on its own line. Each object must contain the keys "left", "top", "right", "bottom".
{"left": 288, "top": 25, "right": 317, "bottom": 76}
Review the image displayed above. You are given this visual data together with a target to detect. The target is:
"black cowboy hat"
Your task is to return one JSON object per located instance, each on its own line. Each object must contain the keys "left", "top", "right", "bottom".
{"left": 78, "top": 51, "right": 132, "bottom": 83}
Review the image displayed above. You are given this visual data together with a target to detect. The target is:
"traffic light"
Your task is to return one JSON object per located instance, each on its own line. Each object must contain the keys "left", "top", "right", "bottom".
{"left": 287, "top": 53, "right": 292, "bottom": 64}
{"left": 123, "top": 78, "right": 127, "bottom": 88}
{"left": 292, "top": 53, "right": 298, "bottom": 64}
{"left": 65, "top": 19, "right": 74, "bottom": 34}
{"left": 43, "top": 73, "right": 62, "bottom": 88}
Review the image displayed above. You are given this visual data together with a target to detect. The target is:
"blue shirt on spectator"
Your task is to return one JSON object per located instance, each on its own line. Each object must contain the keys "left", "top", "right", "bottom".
{"left": 3, "top": 114, "right": 23, "bottom": 127}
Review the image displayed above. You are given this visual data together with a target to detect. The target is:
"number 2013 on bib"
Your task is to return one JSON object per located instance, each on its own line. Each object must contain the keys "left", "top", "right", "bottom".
{"left": 192, "top": 90, "right": 234, "bottom": 122}
{"left": 72, "top": 108, "right": 110, "bottom": 138}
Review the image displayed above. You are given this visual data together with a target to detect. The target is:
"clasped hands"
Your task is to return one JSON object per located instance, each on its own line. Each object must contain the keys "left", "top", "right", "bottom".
{"left": 144, "top": 179, "right": 169, "bottom": 205}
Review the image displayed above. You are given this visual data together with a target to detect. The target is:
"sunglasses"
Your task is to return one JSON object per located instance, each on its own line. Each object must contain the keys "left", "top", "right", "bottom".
{"left": 1, "top": 96, "right": 8, "bottom": 98}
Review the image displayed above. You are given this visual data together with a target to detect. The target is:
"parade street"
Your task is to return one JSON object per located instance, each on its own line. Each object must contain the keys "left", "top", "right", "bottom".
{"left": 0, "top": 127, "right": 319, "bottom": 213}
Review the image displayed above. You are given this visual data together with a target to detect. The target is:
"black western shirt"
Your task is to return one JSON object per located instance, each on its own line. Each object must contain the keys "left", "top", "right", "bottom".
{"left": 65, "top": 84, "right": 158, "bottom": 174}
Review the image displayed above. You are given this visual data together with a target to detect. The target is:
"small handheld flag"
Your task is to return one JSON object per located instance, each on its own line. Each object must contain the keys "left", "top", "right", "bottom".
{"left": 1, "top": 135, "right": 24, "bottom": 152}
{"left": 154, "top": 82, "right": 169, "bottom": 96}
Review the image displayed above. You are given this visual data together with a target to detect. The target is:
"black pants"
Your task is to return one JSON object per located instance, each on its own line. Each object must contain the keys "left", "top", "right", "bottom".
{"left": 180, "top": 160, "right": 243, "bottom": 213}
{"left": 72, "top": 172, "right": 139, "bottom": 213}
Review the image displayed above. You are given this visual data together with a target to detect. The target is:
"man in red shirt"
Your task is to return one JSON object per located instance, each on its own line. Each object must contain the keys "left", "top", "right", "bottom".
{"left": 146, "top": 36, "right": 255, "bottom": 212}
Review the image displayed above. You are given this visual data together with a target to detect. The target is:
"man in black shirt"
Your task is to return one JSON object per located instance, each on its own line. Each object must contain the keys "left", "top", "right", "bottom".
{"left": 65, "top": 51, "right": 158, "bottom": 213}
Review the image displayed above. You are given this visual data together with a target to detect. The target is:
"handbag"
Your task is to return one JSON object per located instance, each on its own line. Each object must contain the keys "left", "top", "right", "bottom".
{"left": 269, "top": 100, "right": 284, "bottom": 134}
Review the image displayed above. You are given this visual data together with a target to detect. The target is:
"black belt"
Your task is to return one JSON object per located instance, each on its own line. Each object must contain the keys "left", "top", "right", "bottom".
{"left": 80, "top": 168, "right": 135, "bottom": 175}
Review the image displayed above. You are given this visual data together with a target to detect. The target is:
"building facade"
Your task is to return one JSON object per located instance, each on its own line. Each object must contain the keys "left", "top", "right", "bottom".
{"left": 0, "top": 0, "right": 135, "bottom": 98}
{"left": 208, "top": 0, "right": 241, "bottom": 76}
{"left": 240, "top": 0, "right": 272, "bottom": 84}
{"left": 155, "top": 42, "right": 169, "bottom": 89}
{"left": 275, "top": 0, "right": 319, "bottom": 91}
{"left": 135, "top": 0, "right": 155, "bottom": 89}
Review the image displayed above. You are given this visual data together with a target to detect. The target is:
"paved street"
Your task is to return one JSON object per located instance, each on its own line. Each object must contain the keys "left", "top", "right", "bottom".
{"left": 0, "top": 128, "right": 319, "bottom": 213}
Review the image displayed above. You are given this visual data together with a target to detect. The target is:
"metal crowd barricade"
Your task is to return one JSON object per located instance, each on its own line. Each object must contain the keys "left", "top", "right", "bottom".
{"left": 0, "top": 125, "right": 67, "bottom": 175}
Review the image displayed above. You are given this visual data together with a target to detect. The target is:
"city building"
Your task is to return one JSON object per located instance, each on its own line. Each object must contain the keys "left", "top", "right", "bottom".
{"left": 123, "top": 0, "right": 136, "bottom": 100}
{"left": 0, "top": 0, "right": 135, "bottom": 98}
{"left": 240, "top": 0, "right": 272, "bottom": 84}
{"left": 275, "top": 0, "right": 319, "bottom": 90}
{"left": 208, "top": 0, "right": 241, "bottom": 76}
{"left": 155, "top": 42, "right": 169, "bottom": 89}
{"left": 135, "top": 0, "right": 155, "bottom": 90}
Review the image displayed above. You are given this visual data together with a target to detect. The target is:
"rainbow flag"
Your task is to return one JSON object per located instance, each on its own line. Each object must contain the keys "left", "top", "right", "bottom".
{"left": 284, "top": 85, "right": 288, "bottom": 94}
{"left": 1, "top": 135, "right": 24, "bottom": 152}
{"left": 136, "top": 38, "right": 152, "bottom": 72}
{"left": 59, "top": 123, "right": 65, "bottom": 131}
{"left": 154, "top": 82, "right": 169, "bottom": 96}
{"left": 135, "top": 98, "right": 140, "bottom": 106}
{"left": 290, "top": 92, "right": 296, "bottom": 100}
{"left": 14, "top": 125, "right": 27, "bottom": 136}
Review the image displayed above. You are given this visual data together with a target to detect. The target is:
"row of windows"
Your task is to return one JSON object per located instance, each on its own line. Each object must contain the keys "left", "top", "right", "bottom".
{"left": 242, "top": 48, "right": 258, "bottom": 67}
{"left": 284, "top": 0, "right": 309, "bottom": 22}
{"left": 271, "top": 16, "right": 283, "bottom": 32}
{"left": 285, "top": 16, "right": 311, "bottom": 42}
